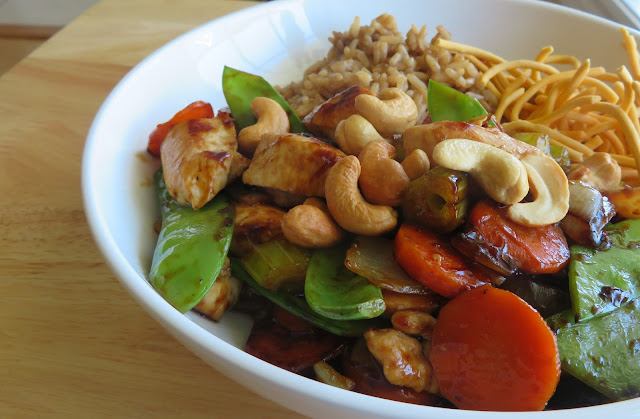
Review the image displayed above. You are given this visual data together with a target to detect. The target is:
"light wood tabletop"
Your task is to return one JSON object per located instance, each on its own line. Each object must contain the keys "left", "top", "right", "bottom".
{"left": 0, "top": 0, "right": 304, "bottom": 417}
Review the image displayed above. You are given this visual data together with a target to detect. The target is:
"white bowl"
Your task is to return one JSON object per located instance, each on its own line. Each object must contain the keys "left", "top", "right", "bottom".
{"left": 82, "top": 0, "right": 640, "bottom": 417}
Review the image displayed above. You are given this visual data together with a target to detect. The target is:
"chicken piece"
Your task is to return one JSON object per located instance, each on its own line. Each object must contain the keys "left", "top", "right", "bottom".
{"left": 161, "top": 113, "right": 238, "bottom": 209}
{"left": 303, "top": 86, "right": 375, "bottom": 140}
{"left": 229, "top": 151, "right": 250, "bottom": 181}
{"left": 264, "top": 188, "right": 307, "bottom": 209}
{"left": 364, "top": 328, "right": 437, "bottom": 393}
{"left": 230, "top": 202, "right": 286, "bottom": 255}
{"left": 403, "top": 120, "right": 541, "bottom": 163}
{"left": 242, "top": 133, "right": 346, "bottom": 197}
{"left": 391, "top": 309, "right": 438, "bottom": 339}
{"left": 194, "top": 258, "right": 242, "bottom": 321}
{"left": 225, "top": 182, "right": 272, "bottom": 206}
{"left": 381, "top": 289, "right": 442, "bottom": 315}
{"left": 568, "top": 152, "right": 622, "bottom": 192}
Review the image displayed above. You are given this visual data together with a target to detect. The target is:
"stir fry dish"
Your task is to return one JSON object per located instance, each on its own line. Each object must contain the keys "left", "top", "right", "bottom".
{"left": 144, "top": 14, "right": 640, "bottom": 411}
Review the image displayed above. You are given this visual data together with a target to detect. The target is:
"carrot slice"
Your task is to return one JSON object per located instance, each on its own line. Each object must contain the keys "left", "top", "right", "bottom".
{"left": 393, "top": 223, "right": 489, "bottom": 298}
{"left": 453, "top": 199, "right": 570, "bottom": 275}
{"left": 430, "top": 285, "right": 560, "bottom": 411}
{"left": 147, "top": 100, "right": 214, "bottom": 156}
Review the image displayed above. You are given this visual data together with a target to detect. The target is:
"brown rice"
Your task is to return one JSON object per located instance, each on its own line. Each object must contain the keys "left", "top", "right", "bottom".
{"left": 276, "top": 14, "right": 498, "bottom": 123}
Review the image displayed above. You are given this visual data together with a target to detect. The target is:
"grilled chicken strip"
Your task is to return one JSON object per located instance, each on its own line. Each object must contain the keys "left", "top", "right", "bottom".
{"left": 194, "top": 258, "right": 241, "bottom": 321}
{"left": 230, "top": 202, "right": 286, "bottom": 256}
{"left": 242, "top": 133, "right": 346, "bottom": 197}
{"left": 161, "top": 112, "right": 247, "bottom": 210}
{"left": 303, "top": 85, "right": 375, "bottom": 140}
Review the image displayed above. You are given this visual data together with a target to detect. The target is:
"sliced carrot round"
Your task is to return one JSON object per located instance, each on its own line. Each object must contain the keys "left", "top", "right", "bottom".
{"left": 394, "top": 223, "right": 489, "bottom": 298}
{"left": 429, "top": 285, "right": 560, "bottom": 411}
{"left": 455, "top": 199, "right": 570, "bottom": 274}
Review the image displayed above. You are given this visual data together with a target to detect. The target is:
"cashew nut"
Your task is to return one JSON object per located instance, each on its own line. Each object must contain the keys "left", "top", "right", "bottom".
{"left": 281, "top": 198, "right": 345, "bottom": 248}
{"left": 358, "top": 140, "right": 409, "bottom": 207}
{"left": 507, "top": 154, "right": 570, "bottom": 226}
{"left": 401, "top": 149, "right": 430, "bottom": 180}
{"left": 355, "top": 88, "right": 418, "bottom": 136}
{"left": 237, "top": 97, "right": 289, "bottom": 155}
{"left": 301, "top": 197, "right": 330, "bottom": 212}
{"left": 325, "top": 155, "right": 398, "bottom": 235}
{"left": 365, "top": 328, "right": 436, "bottom": 393}
{"left": 335, "top": 114, "right": 388, "bottom": 155}
{"left": 432, "top": 139, "right": 529, "bottom": 205}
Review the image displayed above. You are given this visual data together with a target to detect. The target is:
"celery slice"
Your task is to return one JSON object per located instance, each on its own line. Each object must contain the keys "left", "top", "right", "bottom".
{"left": 240, "top": 238, "right": 310, "bottom": 292}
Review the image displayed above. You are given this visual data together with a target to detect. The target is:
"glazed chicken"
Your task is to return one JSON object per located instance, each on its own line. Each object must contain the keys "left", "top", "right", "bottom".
{"left": 303, "top": 85, "right": 375, "bottom": 140}
{"left": 230, "top": 202, "right": 286, "bottom": 255}
{"left": 161, "top": 112, "right": 249, "bottom": 210}
{"left": 568, "top": 152, "right": 622, "bottom": 192}
{"left": 242, "top": 133, "right": 346, "bottom": 197}
{"left": 194, "top": 258, "right": 242, "bottom": 321}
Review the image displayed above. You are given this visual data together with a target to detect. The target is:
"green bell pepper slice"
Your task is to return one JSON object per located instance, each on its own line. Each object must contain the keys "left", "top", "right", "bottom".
{"left": 305, "top": 243, "right": 385, "bottom": 320}
{"left": 149, "top": 170, "right": 234, "bottom": 313}
{"left": 222, "top": 66, "right": 306, "bottom": 133}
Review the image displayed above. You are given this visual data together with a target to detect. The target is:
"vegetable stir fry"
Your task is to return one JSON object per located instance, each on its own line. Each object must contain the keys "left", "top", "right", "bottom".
{"left": 143, "top": 18, "right": 640, "bottom": 412}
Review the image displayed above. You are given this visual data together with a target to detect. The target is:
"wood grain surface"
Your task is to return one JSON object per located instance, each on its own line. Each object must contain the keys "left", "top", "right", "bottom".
{"left": 0, "top": 1, "right": 304, "bottom": 417}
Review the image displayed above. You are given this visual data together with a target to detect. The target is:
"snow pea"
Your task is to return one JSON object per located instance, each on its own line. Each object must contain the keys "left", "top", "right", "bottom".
{"left": 548, "top": 299, "right": 640, "bottom": 401}
{"left": 427, "top": 79, "right": 495, "bottom": 125}
{"left": 305, "top": 243, "right": 385, "bottom": 320}
{"left": 240, "top": 237, "right": 310, "bottom": 292}
{"left": 568, "top": 219, "right": 640, "bottom": 322}
{"left": 230, "top": 259, "right": 386, "bottom": 336}
{"left": 149, "top": 170, "right": 234, "bottom": 313}
{"left": 222, "top": 66, "right": 306, "bottom": 133}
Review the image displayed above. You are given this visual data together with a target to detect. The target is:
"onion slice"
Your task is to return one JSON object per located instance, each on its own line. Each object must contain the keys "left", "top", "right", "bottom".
{"left": 562, "top": 181, "right": 615, "bottom": 246}
{"left": 345, "top": 236, "right": 433, "bottom": 295}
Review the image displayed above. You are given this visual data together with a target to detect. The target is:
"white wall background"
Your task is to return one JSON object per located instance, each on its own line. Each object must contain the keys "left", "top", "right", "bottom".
{"left": 0, "top": 0, "right": 638, "bottom": 29}
{"left": 0, "top": 0, "right": 100, "bottom": 26}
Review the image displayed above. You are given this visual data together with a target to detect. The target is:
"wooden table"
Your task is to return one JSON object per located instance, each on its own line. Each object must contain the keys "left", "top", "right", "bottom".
{"left": 0, "top": 1, "right": 304, "bottom": 417}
